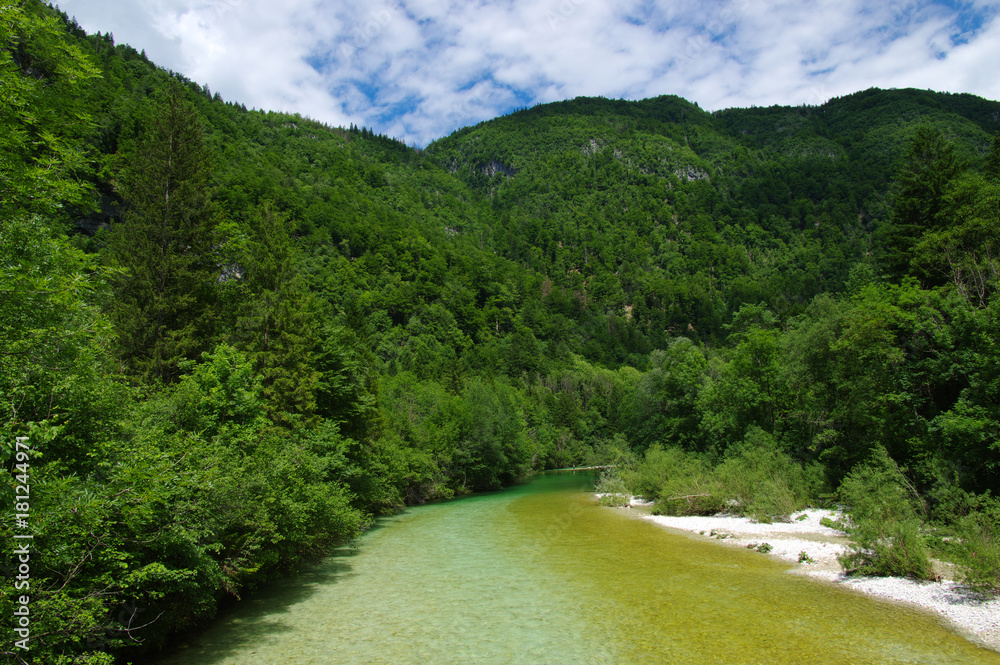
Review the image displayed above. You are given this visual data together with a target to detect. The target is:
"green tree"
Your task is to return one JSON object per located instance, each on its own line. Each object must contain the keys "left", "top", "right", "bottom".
{"left": 225, "top": 202, "right": 321, "bottom": 422}
{"left": 698, "top": 306, "right": 791, "bottom": 448}
{"left": 837, "top": 446, "right": 934, "bottom": 580}
{"left": 105, "top": 80, "right": 217, "bottom": 383}
{"left": 985, "top": 133, "right": 1000, "bottom": 181}
{"left": 628, "top": 337, "right": 706, "bottom": 450}
{"left": 458, "top": 378, "right": 531, "bottom": 490}
{"left": 0, "top": 0, "right": 121, "bottom": 468}
{"left": 0, "top": 217, "right": 121, "bottom": 468}
{"left": 0, "top": 0, "right": 100, "bottom": 218}
{"left": 879, "top": 126, "right": 960, "bottom": 281}
{"left": 911, "top": 173, "right": 999, "bottom": 307}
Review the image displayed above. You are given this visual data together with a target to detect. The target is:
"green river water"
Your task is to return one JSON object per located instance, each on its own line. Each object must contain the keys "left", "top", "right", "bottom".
{"left": 155, "top": 472, "right": 1000, "bottom": 664}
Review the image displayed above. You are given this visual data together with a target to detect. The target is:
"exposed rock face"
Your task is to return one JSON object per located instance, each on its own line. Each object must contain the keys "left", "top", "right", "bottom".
{"left": 74, "top": 193, "right": 122, "bottom": 235}
{"left": 481, "top": 160, "right": 515, "bottom": 178}
{"left": 674, "top": 166, "right": 709, "bottom": 182}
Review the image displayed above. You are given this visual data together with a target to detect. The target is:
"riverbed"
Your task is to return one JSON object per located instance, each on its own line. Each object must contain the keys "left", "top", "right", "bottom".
{"left": 152, "top": 472, "right": 1000, "bottom": 664}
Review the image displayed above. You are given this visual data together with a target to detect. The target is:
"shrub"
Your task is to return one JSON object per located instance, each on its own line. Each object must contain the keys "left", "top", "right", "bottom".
{"left": 623, "top": 435, "right": 825, "bottom": 519}
{"left": 714, "top": 428, "right": 818, "bottom": 522}
{"left": 820, "top": 517, "right": 842, "bottom": 530}
{"left": 598, "top": 493, "right": 631, "bottom": 508}
{"left": 655, "top": 472, "right": 727, "bottom": 516}
{"left": 954, "top": 494, "right": 1000, "bottom": 596}
{"left": 620, "top": 445, "right": 691, "bottom": 500}
{"left": 836, "top": 446, "right": 934, "bottom": 580}
{"left": 595, "top": 470, "right": 631, "bottom": 507}
{"left": 640, "top": 447, "right": 726, "bottom": 516}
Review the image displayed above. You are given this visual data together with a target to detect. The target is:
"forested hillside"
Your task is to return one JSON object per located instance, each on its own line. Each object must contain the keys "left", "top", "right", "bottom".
{"left": 2, "top": 1, "right": 999, "bottom": 662}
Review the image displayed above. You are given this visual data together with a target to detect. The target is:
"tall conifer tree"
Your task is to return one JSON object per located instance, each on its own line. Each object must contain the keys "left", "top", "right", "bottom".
{"left": 986, "top": 133, "right": 1000, "bottom": 181}
{"left": 233, "top": 202, "right": 321, "bottom": 423}
{"left": 879, "top": 126, "right": 960, "bottom": 280}
{"left": 106, "top": 81, "right": 217, "bottom": 382}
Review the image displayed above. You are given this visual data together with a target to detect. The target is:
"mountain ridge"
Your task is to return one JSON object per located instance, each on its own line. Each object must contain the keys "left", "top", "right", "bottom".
{"left": 4, "top": 4, "right": 1000, "bottom": 661}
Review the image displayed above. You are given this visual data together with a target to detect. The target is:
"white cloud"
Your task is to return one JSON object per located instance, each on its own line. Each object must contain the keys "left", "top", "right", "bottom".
{"left": 56, "top": 0, "right": 1000, "bottom": 146}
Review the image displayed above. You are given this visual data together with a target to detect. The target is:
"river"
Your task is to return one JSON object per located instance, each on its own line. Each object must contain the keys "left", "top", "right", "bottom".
{"left": 154, "top": 472, "right": 1000, "bottom": 664}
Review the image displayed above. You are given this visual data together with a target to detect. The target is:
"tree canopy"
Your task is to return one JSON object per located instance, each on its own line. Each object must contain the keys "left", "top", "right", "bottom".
{"left": 3, "top": 2, "right": 1000, "bottom": 661}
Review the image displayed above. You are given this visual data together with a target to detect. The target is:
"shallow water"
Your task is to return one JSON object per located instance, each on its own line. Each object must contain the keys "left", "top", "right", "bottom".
{"left": 155, "top": 473, "right": 1000, "bottom": 664}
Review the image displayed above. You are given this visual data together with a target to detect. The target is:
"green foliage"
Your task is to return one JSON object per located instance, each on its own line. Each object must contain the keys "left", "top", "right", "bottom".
{"left": 698, "top": 314, "right": 792, "bottom": 447}
{"left": 879, "top": 126, "right": 962, "bottom": 281}
{"left": 104, "top": 80, "right": 218, "bottom": 382}
{"left": 953, "top": 494, "right": 1000, "bottom": 596}
{"left": 714, "top": 428, "right": 820, "bottom": 522}
{"left": 458, "top": 377, "right": 532, "bottom": 490}
{"left": 623, "top": 432, "right": 821, "bottom": 521}
{"left": 225, "top": 201, "right": 323, "bottom": 423}
{"left": 836, "top": 447, "right": 934, "bottom": 580}
{"left": 6, "top": 7, "right": 1000, "bottom": 660}
{"left": 628, "top": 337, "right": 706, "bottom": 449}
{"left": 169, "top": 344, "right": 270, "bottom": 440}
{"left": 621, "top": 445, "right": 725, "bottom": 516}
{"left": 911, "top": 172, "right": 1000, "bottom": 306}
{"left": 0, "top": 217, "right": 121, "bottom": 454}
{"left": 0, "top": 0, "right": 101, "bottom": 217}
{"left": 595, "top": 469, "right": 631, "bottom": 507}
{"left": 986, "top": 134, "right": 1000, "bottom": 180}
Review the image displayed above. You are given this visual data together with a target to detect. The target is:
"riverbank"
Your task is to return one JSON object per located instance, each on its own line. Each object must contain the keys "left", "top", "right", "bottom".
{"left": 599, "top": 496, "right": 1000, "bottom": 653}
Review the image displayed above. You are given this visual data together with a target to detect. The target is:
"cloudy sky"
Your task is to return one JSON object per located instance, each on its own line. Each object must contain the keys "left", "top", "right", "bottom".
{"left": 56, "top": 0, "right": 1000, "bottom": 147}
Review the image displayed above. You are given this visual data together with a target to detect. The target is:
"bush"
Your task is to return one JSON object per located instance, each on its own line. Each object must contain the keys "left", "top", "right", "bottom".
{"left": 954, "top": 494, "right": 1000, "bottom": 596}
{"left": 620, "top": 445, "right": 689, "bottom": 500}
{"left": 714, "top": 429, "right": 816, "bottom": 522}
{"left": 621, "top": 436, "right": 824, "bottom": 519}
{"left": 836, "top": 446, "right": 934, "bottom": 580}
{"left": 630, "top": 446, "right": 726, "bottom": 516}
{"left": 598, "top": 493, "right": 631, "bottom": 508}
{"left": 595, "top": 470, "right": 631, "bottom": 507}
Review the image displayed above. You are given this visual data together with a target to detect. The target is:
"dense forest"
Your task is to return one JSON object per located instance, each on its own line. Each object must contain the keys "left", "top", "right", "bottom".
{"left": 2, "top": 1, "right": 999, "bottom": 662}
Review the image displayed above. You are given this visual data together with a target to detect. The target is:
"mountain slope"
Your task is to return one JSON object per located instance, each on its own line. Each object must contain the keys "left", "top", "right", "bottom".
{"left": 3, "top": 3, "right": 1000, "bottom": 662}
{"left": 426, "top": 89, "right": 1000, "bottom": 342}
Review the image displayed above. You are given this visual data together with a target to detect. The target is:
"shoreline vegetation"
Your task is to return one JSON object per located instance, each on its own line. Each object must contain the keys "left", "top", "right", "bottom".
{"left": 596, "top": 493, "right": 1000, "bottom": 653}
{"left": 4, "top": 2, "right": 1000, "bottom": 662}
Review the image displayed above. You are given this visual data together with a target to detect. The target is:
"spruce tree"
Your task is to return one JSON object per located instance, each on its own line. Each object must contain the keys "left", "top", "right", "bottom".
{"left": 106, "top": 81, "right": 217, "bottom": 382}
{"left": 986, "top": 133, "right": 1000, "bottom": 181}
{"left": 233, "top": 201, "right": 321, "bottom": 423}
{"left": 879, "top": 126, "right": 960, "bottom": 280}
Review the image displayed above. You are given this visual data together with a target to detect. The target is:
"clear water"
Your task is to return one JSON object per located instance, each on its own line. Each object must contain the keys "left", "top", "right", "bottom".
{"left": 154, "top": 473, "right": 1000, "bottom": 664}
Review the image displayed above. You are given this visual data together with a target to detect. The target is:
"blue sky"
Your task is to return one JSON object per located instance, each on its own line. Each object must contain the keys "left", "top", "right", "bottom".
{"left": 56, "top": 0, "right": 1000, "bottom": 147}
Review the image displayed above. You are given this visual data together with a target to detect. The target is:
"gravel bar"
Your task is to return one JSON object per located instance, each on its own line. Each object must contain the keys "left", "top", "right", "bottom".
{"left": 598, "top": 497, "right": 1000, "bottom": 652}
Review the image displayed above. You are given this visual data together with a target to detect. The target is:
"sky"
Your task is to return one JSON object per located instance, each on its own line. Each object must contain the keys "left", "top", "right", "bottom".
{"left": 55, "top": 0, "right": 1000, "bottom": 147}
